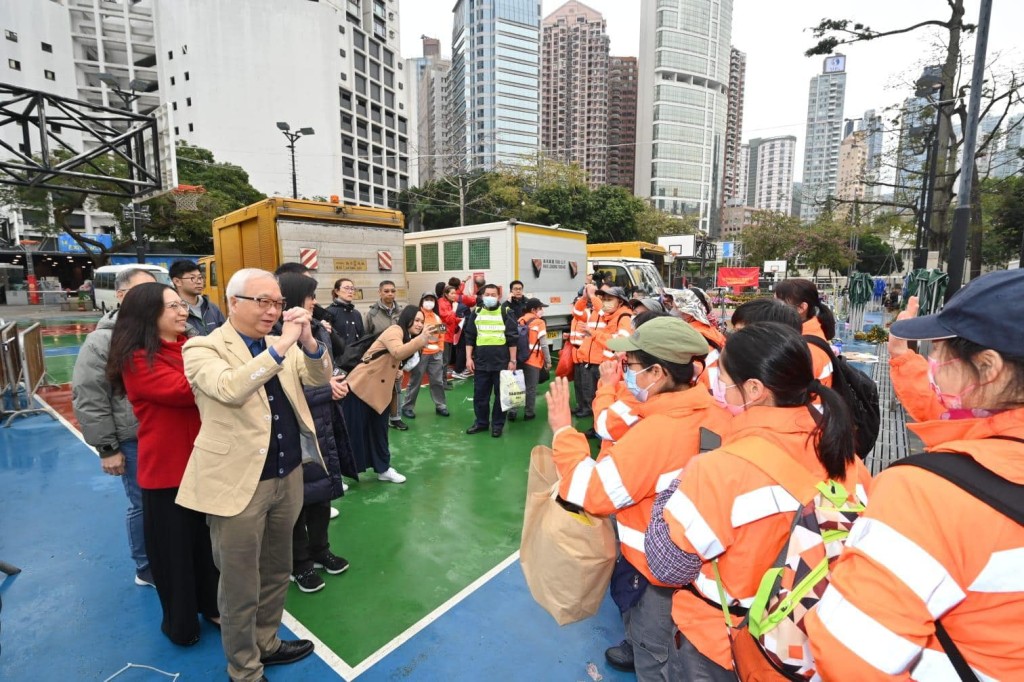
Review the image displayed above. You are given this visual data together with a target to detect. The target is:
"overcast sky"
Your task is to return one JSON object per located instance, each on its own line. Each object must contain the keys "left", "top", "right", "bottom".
{"left": 400, "top": 0, "right": 1024, "bottom": 182}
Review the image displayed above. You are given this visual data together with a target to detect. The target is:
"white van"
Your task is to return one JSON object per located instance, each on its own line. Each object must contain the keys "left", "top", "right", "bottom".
{"left": 93, "top": 264, "right": 172, "bottom": 312}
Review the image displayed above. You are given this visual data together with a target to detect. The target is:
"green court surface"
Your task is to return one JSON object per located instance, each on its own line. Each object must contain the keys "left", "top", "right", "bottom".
{"left": 285, "top": 375, "right": 595, "bottom": 666}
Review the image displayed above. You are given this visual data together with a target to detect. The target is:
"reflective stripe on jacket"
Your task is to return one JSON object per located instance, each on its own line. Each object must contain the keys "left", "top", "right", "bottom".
{"left": 552, "top": 387, "right": 731, "bottom": 587}
{"left": 662, "top": 406, "right": 872, "bottom": 670}
{"left": 421, "top": 309, "right": 444, "bottom": 355}
{"left": 518, "top": 312, "right": 547, "bottom": 369}
{"left": 805, "top": 409, "right": 1024, "bottom": 681}
{"left": 803, "top": 316, "right": 834, "bottom": 387}
{"left": 580, "top": 306, "right": 632, "bottom": 364}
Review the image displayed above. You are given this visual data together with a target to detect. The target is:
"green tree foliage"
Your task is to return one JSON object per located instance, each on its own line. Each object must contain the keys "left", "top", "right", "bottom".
{"left": 856, "top": 234, "right": 904, "bottom": 275}
{"left": 397, "top": 159, "right": 686, "bottom": 243}
{"left": 739, "top": 210, "right": 857, "bottom": 276}
{"left": 143, "top": 143, "right": 266, "bottom": 253}
{"left": 985, "top": 175, "right": 1024, "bottom": 264}
{"left": 0, "top": 142, "right": 264, "bottom": 260}
{"left": 739, "top": 211, "right": 801, "bottom": 272}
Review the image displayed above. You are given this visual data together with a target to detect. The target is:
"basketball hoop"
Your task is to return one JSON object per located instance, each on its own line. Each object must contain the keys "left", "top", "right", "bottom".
{"left": 172, "top": 184, "right": 206, "bottom": 211}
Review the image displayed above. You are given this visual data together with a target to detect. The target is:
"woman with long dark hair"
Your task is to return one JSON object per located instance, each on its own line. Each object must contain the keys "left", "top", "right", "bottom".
{"left": 645, "top": 322, "right": 870, "bottom": 679}
{"left": 106, "top": 282, "right": 219, "bottom": 646}
{"left": 344, "top": 304, "right": 437, "bottom": 483}
{"left": 276, "top": 274, "right": 352, "bottom": 594}
{"left": 775, "top": 278, "right": 836, "bottom": 388}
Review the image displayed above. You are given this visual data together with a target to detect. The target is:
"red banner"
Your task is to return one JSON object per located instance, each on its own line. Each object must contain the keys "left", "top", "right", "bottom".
{"left": 717, "top": 267, "right": 760, "bottom": 293}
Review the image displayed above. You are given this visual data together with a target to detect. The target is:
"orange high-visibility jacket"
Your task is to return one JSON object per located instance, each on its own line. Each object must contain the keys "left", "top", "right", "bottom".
{"left": 593, "top": 379, "right": 641, "bottom": 456}
{"left": 518, "top": 312, "right": 547, "bottom": 369}
{"left": 689, "top": 318, "right": 726, "bottom": 350}
{"left": 421, "top": 309, "right": 444, "bottom": 355}
{"left": 552, "top": 387, "right": 731, "bottom": 587}
{"left": 803, "top": 317, "right": 835, "bottom": 388}
{"left": 574, "top": 297, "right": 633, "bottom": 365}
{"left": 890, "top": 351, "right": 945, "bottom": 422}
{"left": 805, "top": 409, "right": 1024, "bottom": 681}
{"left": 569, "top": 294, "right": 596, "bottom": 363}
{"left": 662, "top": 406, "right": 872, "bottom": 670}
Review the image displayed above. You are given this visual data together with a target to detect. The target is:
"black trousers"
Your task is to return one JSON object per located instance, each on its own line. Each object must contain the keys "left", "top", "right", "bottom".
{"left": 454, "top": 336, "right": 468, "bottom": 373}
{"left": 472, "top": 369, "right": 506, "bottom": 428}
{"left": 292, "top": 501, "right": 331, "bottom": 574}
{"left": 343, "top": 394, "right": 392, "bottom": 474}
{"left": 142, "top": 487, "right": 219, "bottom": 645}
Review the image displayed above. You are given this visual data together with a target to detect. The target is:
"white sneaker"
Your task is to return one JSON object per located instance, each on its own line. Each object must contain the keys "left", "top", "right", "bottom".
{"left": 377, "top": 467, "right": 407, "bottom": 484}
{"left": 329, "top": 506, "right": 340, "bottom": 519}
{"left": 342, "top": 481, "right": 350, "bottom": 492}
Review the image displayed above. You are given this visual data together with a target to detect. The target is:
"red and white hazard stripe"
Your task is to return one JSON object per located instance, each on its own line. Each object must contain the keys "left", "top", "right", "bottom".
{"left": 299, "top": 248, "right": 319, "bottom": 270}
{"left": 378, "top": 250, "right": 392, "bottom": 271}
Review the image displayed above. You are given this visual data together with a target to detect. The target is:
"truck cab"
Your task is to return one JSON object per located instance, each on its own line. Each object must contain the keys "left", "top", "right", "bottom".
{"left": 587, "top": 257, "right": 668, "bottom": 297}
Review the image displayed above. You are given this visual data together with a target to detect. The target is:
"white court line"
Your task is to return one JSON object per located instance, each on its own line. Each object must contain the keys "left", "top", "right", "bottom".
{"left": 40, "top": 392, "right": 519, "bottom": 681}
{"left": 33, "top": 394, "right": 86, "bottom": 446}
{"left": 347, "top": 551, "right": 521, "bottom": 679}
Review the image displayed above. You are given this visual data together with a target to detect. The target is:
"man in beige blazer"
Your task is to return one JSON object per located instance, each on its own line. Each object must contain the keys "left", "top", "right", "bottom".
{"left": 177, "top": 268, "right": 332, "bottom": 682}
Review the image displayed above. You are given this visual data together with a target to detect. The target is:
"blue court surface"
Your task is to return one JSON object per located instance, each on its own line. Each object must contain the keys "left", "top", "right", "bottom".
{"left": 0, "top": 410, "right": 636, "bottom": 681}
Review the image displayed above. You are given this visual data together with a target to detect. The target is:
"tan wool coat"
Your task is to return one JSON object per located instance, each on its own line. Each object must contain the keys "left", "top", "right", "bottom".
{"left": 345, "top": 324, "right": 429, "bottom": 413}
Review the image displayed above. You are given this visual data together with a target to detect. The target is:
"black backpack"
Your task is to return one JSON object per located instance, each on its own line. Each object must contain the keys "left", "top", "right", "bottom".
{"left": 335, "top": 331, "right": 386, "bottom": 374}
{"left": 889, "top": 438, "right": 1024, "bottom": 681}
{"left": 803, "top": 335, "right": 880, "bottom": 459}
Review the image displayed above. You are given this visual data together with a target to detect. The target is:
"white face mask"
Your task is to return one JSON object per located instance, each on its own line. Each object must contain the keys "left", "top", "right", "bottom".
{"left": 422, "top": 301, "right": 435, "bottom": 311}
{"left": 602, "top": 299, "right": 618, "bottom": 313}
{"left": 483, "top": 296, "right": 499, "bottom": 308}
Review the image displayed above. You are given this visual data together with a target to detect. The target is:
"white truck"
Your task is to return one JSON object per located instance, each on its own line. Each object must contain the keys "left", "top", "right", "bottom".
{"left": 404, "top": 221, "right": 588, "bottom": 350}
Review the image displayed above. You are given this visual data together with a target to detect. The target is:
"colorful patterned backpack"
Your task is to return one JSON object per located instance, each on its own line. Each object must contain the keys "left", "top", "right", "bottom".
{"left": 713, "top": 437, "right": 867, "bottom": 681}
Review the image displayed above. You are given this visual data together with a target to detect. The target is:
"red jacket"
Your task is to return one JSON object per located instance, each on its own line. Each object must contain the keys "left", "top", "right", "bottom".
{"left": 437, "top": 296, "right": 461, "bottom": 345}
{"left": 122, "top": 336, "right": 201, "bottom": 489}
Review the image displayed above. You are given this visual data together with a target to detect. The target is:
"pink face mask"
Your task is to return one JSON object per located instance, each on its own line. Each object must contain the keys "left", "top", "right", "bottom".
{"left": 927, "top": 356, "right": 978, "bottom": 411}
{"left": 713, "top": 377, "right": 750, "bottom": 415}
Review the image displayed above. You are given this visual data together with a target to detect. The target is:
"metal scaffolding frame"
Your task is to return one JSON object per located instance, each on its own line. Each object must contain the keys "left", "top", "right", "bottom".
{"left": 0, "top": 82, "right": 161, "bottom": 199}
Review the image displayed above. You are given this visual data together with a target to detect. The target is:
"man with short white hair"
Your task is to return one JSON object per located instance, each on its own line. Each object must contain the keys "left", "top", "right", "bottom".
{"left": 72, "top": 267, "right": 157, "bottom": 588}
{"left": 176, "top": 268, "right": 332, "bottom": 682}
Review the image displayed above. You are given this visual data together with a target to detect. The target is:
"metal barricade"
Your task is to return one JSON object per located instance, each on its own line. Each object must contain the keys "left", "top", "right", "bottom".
{"left": 2, "top": 322, "right": 55, "bottom": 427}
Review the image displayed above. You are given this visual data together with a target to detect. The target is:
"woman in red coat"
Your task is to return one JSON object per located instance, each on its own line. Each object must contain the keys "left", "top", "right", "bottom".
{"left": 107, "top": 282, "right": 219, "bottom": 646}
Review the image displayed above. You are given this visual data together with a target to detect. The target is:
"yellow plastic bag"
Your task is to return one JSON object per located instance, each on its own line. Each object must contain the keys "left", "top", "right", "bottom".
{"left": 520, "top": 446, "right": 617, "bottom": 625}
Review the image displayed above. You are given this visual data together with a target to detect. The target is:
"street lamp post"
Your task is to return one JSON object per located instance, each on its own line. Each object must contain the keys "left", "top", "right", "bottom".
{"left": 276, "top": 122, "right": 315, "bottom": 199}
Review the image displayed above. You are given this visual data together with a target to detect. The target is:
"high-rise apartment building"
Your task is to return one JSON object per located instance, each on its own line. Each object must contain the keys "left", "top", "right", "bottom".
{"left": 540, "top": 1, "right": 609, "bottom": 188}
{"left": 745, "top": 135, "right": 796, "bottom": 214}
{"left": 836, "top": 129, "right": 869, "bottom": 216}
{"left": 607, "top": 56, "right": 638, "bottom": 190}
{"left": 5, "top": 0, "right": 414, "bottom": 208}
{"left": 153, "top": 0, "right": 411, "bottom": 207}
{"left": 721, "top": 47, "right": 746, "bottom": 207}
{"left": 410, "top": 36, "right": 452, "bottom": 186}
{"left": 450, "top": 0, "right": 541, "bottom": 173}
{"left": 860, "top": 109, "right": 884, "bottom": 199}
{"left": 801, "top": 54, "right": 847, "bottom": 223}
{"left": 635, "top": 0, "right": 734, "bottom": 236}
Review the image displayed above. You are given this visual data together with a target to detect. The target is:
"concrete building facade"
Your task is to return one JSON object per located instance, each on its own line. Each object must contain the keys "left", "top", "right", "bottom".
{"left": 410, "top": 36, "right": 452, "bottom": 185}
{"left": 607, "top": 55, "right": 638, "bottom": 190}
{"left": 635, "top": 0, "right": 734, "bottom": 236}
{"left": 836, "top": 129, "right": 868, "bottom": 218}
{"left": 540, "top": 1, "right": 609, "bottom": 187}
{"left": 450, "top": 0, "right": 541, "bottom": 173}
{"left": 746, "top": 135, "right": 796, "bottom": 215}
{"left": 800, "top": 55, "right": 847, "bottom": 223}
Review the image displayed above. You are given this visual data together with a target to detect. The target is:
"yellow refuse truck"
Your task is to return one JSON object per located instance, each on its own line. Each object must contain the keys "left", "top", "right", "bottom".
{"left": 203, "top": 198, "right": 406, "bottom": 312}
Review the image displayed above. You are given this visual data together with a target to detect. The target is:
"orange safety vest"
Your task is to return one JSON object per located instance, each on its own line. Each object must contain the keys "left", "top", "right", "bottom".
{"left": 518, "top": 312, "right": 546, "bottom": 369}
{"left": 568, "top": 295, "right": 592, "bottom": 362}
{"left": 890, "top": 351, "right": 945, "bottom": 422}
{"left": 552, "top": 388, "right": 731, "bottom": 587}
{"left": 579, "top": 304, "right": 633, "bottom": 365}
{"left": 805, "top": 408, "right": 1024, "bottom": 681}
{"left": 421, "top": 309, "right": 444, "bottom": 355}
{"left": 662, "top": 406, "right": 872, "bottom": 670}
{"left": 592, "top": 380, "right": 641, "bottom": 457}
{"left": 803, "top": 316, "right": 834, "bottom": 388}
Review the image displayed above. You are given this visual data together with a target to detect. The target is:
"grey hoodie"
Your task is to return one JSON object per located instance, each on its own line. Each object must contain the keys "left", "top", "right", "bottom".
{"left": 71, "top": 310, "right": 138, "bottom": 453}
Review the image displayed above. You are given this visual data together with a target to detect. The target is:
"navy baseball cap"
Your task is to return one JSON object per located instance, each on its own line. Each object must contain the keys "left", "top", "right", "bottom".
{"left": 890, "top": 268, "right": 1024, "bottom": 356}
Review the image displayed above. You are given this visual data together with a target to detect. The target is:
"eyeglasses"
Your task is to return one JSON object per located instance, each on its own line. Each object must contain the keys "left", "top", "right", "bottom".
{"left": 179, "top": 276, "right": 204, "bottom": 284}
{"left": 165, "top": 301, "right": 190, "bottom": 312}
{"left": 337, "top": 286, "right": 356, "bottom": 292}
{"left": 235, "top": 295, "right": 287, "bottom": 310}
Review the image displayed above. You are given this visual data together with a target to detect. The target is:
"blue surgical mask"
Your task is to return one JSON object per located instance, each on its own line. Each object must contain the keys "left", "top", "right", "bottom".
{"left": 483, "top": 296, "right": 499, "bottom": 308}
{"left": 624, "top": 365, "right": 655, "bottom": 402}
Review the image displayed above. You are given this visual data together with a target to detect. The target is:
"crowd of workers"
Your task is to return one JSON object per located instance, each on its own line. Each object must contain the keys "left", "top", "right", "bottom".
{"left": 68, "top": 256, "right": 1023, "bottom": 681}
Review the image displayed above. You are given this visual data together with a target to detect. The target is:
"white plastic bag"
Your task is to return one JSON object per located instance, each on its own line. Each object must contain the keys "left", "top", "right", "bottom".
{"left": 499, "top": 369, "right": 526, "bottom": 411}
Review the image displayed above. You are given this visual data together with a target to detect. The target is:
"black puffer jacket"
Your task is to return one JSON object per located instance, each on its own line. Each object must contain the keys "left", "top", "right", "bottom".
{"left": 301, "top": 322, "right": 357, "bottom": 502}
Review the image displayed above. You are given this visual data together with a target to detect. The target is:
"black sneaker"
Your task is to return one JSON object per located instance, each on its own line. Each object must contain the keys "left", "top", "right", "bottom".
{"left": 389, "top": 419, "right": 409, "bottom": 431}
{"left": 290, "top": 568, "right": 325, "bottom": 593}
{"left": 313, "top": 553, "right": 350, "bottom": 575}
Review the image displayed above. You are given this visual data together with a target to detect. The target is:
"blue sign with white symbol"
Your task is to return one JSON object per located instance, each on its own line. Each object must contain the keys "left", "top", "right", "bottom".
{"left": 58, "top": 233, "right": 113, "bottom": 253}
{"left": 722, "top": 242, "right": 734, "bottom": 259}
